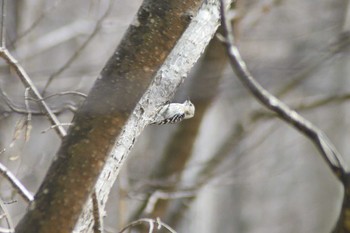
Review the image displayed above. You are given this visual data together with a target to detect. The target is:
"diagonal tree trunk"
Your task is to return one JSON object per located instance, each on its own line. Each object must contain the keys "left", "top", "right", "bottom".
{"left": 15, "top": 1, "right": 206, "bottom": 232}
{"left": 75, "top": 1, "right": 231, "bottom": 232}
{"left": 15, "top": 0, "right": 232, "bottom": 232}
{"left": 125, "top": 34, "right": 228, "bottom": 227}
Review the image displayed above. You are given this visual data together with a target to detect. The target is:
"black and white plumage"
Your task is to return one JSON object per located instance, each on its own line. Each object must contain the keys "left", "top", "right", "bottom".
{"left": 151, "top": 100, "right": 195, "bottom": 125}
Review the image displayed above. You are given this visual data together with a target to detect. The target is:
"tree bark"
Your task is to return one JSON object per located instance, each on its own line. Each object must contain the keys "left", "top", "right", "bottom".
{"left": 15, "top": 1, "right": 204, "bottom": 232}
{"left": 74, "top": 1, "right": 229, "bottom": 232}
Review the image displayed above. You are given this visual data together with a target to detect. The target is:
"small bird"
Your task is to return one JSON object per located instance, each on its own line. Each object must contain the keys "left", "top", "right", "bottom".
{"left": 151, "top": 100, "right": 195, "bottom": 125}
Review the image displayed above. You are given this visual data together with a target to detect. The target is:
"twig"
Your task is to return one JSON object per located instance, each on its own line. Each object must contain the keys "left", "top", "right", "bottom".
{"left": 23, "top": 88, "right": 32, "bottom": 142}
{"left": 0, "top": 88, "right": 78, "bottom": 115}
{"left": 220, "top": 0, "right": 347, "bottom": 180}
{"left": 0, "top": 48, "right": 66, "bottom": 138}
{"left": 30, "top": 91, "right": 87, "bottom": 101}
{"left": 252, "top": 93, "right": 350, "bottom": 120}
{"left": 42, "top": 0, "right": 114, "bottom": 94}
{"left": 41, "top": 123, "right": 72, "bottom": 134}
{"left": 0, "top": 117, "right": 29, "bottom": 160}
{"left": 118, "top": 218, "right": 177, "bottom": 233}
{"left": 0, "top": 0, "right": 5, "bottom": 48}
{"left": 145, "top": 190, "right": 195, "bottom": 214}
{"left": 10, "top": 0, "right": 65, "bottom": 47}
{"left": 3, "top": 200, "right": 16, "bottom": 205}
{"left": 0, "top": 0, "right": 65, "bottom": 138}
{"left": 0, "top": 162, "right": 33, "bottom": 203}
{"left": 0, "top": 1, "right": 34, "bottom": 206}
{"left": 0, "top": 198, "right": 14, "bottom": 233}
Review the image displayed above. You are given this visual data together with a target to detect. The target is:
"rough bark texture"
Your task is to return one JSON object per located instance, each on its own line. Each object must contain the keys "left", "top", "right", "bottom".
{"left": 161, "top": 35, "right": 228, "bottom": 226}
{"left": 127, "top": 35, "right": 228, "bottom": 224}
{"left": 74, "top": 0, "right": 227, "bottom": 232}
{"left": 15, "top": 1, "right": 203, "bottom": 232}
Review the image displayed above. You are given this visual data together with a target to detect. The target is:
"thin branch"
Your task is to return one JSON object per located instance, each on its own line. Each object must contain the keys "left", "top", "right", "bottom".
{"left": 275, "top": 32, "right": 350, "bottom": 98}
{"left": 11, "top": 0, "right": 65, "bottom": 47}
{"left": 0, "top": 88, "right": 79, "bottom": 115}
{"left": 23, "top": 88, "right": 32, "bottom": 142}
{"left": 34, "top": 91, "right": 87, "bottom": 101}
{"left": 0, "top": 0, "right": 67, "bottom": 139}
{"left": 0, "top": 198, "right": 14, "bottom": 233}
{"left": 0, "top": 10, "right": 35, "bottom": 204}
{"left": 3, "top": 200, "right": 16, "bottom": 205}
{"left": 252, "top": 93, "right": 350, "bottom": 120}
{"left": 0, "top": 162, "right": 33, "bottom": 203}
{"left": 220, "top": 0, "right": 347, "bottom": 180}
{"left": 42, "top": 0, "right": 114, "bottom": 94}
{"left": 294, "top": 94, "right": 350, "bottom": 111}
{"left": 0, "top": 48, "right": 66, "bottom": 138}
{"left": 118, "top": 218, "right": 177, "bottom": 233}
{"left": 1, "top": 117, "right": 27, "bottom": 158}
{"left": 41, "top": 123, "right": 72, "bottom": 134}
{"left": 163, "top": 34, "right": 350, "bottom": 223}
{"left": 144, "top": 190, "right": 195, "bottom": 214}
{"left": 0, "top": 0, "right": 5, "bottom": 48}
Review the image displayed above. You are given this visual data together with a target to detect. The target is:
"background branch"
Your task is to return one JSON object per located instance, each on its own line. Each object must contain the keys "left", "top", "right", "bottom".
{"left": 0, "top": 48, "right": 66, "bottom": 138}
{"left": 220, "top": 0, "right": 347, "bottom": 181}
{"left": 118, "top": 218, "right": 176, "bottom": 233}
{"left": 42, "top": 0, "right": 113, "bottom": 94}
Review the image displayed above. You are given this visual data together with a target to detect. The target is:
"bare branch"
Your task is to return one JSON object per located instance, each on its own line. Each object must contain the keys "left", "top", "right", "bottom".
{"left": 0, "top": 9, "right": 36, "bottom": 205}
{"left": 252, "top": 93, "right": 350, "bottom": 120}
{"left": 219, "top": 0, "right": 347, "bottom": 180}
{"left": 0, "top": 88, "right": 76, "bottom": 116}
{"left": 0, "top": 48, "right": 66, "bottom": 138}
{"left": 0, "top": 88, "right": 80, "bottom": 115}
{"left": 42, "top": 0, "right": 114, "bottom": 94}
{"left": 41, "top": 123, "right": 72, "bottom": 134}
{"left": 0, "top": 0, "right": 5, "bottom": 48}
{"left": 11, "top": 0, "right": 66, "bottom": 47}
{"left": 35, "top": 91, "right": 87, "bottom": 101}
{"left": 118, "top": 218, "right": 177, "bottom": 233}
{"left": 276, "top": 32, "right": 350, "bottom": 98}
{"left": 23, "top": 88, "right": 32, "bottom": 142}
{"left": 0, "top": 197, "right": 14, "bottom": 233}
{"left": 0, "top": 162, "right": 33, "bottom": 203}
{"left": 145, "top": 190, "right": 195, "bottom": 214}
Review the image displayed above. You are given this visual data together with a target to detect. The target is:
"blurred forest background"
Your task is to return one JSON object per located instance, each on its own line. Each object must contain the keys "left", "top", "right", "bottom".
{"left": 0, "top": 0, "right": 349, "bottom": 232}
